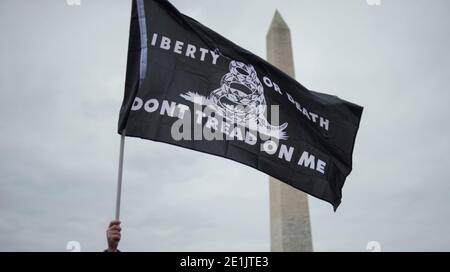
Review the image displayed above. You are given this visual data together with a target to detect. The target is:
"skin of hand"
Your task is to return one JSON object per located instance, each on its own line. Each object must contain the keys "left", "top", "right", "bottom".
{"left": 106, "top": 220, "right": 121, "bottom": 252}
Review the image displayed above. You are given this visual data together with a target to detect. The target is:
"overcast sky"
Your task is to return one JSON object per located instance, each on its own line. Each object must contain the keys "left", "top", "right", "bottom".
{"left": 1, "top": 0, "right": 449, "bottom": 252}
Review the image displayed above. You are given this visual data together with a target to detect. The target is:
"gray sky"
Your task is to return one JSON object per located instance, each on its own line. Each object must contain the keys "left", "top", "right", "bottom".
{"left": 1, "top": 0, "right": 449, "bottom": 251}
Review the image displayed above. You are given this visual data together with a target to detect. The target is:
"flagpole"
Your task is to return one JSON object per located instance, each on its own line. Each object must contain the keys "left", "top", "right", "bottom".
{"left": 115, "top": 129, "right": 126, "bottom": 220}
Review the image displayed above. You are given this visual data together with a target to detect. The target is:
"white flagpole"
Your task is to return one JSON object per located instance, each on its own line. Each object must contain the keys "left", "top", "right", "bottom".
{"left": 115, "top": 130, "right": 126, "bottom": 220}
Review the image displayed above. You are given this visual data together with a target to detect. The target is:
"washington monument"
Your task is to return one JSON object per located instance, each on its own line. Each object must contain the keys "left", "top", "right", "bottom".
{"left": 267, "top": 10, "right": 313, "bottom": 252}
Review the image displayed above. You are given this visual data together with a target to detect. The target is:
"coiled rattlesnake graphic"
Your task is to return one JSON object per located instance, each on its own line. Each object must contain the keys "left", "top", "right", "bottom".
{"left": 181, "top": 60, "right": 288, "bottom": 139}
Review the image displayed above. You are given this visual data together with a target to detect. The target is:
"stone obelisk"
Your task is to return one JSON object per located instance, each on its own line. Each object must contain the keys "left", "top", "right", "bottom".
{"left": 266, "top": 10, "right": 313, "bottom": 252}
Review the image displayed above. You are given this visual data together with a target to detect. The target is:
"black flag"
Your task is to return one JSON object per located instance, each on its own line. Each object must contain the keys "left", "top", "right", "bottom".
{"left": 119, "top": 0, "right": 363, "bottom": 210}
